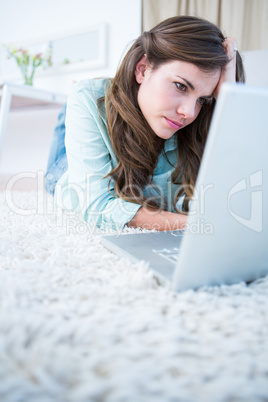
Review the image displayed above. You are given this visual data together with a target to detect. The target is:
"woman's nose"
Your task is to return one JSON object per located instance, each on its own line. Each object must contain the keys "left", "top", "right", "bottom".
{"left": 176, "top": 99, "right": 196, "bottom": 120}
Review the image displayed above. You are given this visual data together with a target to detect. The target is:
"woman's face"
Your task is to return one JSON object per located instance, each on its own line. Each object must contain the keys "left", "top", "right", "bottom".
{"left": 135, "top": 56, "right": 221, "bottom": 139}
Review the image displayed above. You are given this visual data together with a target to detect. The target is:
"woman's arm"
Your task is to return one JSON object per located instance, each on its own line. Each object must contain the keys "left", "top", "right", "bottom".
{"left": 127, "top": 206, "right": 187, "bottom": 231}
{"left": 58, "top": 80, "right": 141, "bottom": 231}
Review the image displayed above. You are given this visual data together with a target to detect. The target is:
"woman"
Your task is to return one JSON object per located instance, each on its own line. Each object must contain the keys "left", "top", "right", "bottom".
{"left": 45, "top": 16, "right": 245, "bottom": 231}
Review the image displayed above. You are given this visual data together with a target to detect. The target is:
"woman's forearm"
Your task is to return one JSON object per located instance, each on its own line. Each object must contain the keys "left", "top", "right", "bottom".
{"left": 127, "top": 206, "right": 187, "bottom": 231}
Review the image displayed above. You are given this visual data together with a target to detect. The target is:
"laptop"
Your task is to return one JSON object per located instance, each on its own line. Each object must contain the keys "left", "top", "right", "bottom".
{"left": 101, "top": 83, "right": 268, "bottom": 292}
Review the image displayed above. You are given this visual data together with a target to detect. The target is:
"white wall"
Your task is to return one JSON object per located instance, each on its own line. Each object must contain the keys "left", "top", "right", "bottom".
{"left": 0, "top": 0, "right": 142, "bottom": 175}
{"left": 0, "top": 0, "right": 142, "bottom": 93}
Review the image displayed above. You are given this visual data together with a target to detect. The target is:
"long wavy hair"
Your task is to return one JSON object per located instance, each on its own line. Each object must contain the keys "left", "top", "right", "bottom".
{"left": 103, "top": 15, "right": 245, "bottom": 212}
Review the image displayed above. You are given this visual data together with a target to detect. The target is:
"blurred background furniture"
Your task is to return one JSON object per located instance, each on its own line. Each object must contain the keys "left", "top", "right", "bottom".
{"left": 0, "top": 82, "right": 67, "bottom": 169}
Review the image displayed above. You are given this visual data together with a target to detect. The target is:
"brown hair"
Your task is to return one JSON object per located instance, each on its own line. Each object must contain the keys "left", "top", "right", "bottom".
{"left": 103, "top": 15, "right": 245, "bottom": 212}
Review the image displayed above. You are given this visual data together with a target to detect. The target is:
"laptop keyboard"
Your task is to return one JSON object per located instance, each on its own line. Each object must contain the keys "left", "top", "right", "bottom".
{"left": 152, "top": 247, "right": 181, "bottom": 263}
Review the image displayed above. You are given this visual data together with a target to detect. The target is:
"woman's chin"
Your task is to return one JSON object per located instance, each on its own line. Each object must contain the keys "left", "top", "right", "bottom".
{"left": 154, "top": 130, "right": 177, "bottom": 140}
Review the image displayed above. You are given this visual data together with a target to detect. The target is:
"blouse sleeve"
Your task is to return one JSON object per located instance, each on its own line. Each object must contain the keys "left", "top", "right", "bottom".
{"left": 56, "top": 82, "right": 141, "bottom": 231}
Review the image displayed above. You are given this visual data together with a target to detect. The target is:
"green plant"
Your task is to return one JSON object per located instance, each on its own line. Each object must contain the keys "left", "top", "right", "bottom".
{"left": 5, "top": 44, "right": 52, "bottom": 85}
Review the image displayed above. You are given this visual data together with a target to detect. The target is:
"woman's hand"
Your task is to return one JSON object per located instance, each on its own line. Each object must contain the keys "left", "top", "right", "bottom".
{"left": 213, "top": 37, "right": 237, "bottom": 100}
{"left": 127, "top": 207, "right": 188, "bottom": 231}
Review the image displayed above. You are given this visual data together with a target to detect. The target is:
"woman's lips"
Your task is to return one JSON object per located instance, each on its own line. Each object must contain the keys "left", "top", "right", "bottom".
{"left": 165, "top": 117, "right": 183, "bottom": 130}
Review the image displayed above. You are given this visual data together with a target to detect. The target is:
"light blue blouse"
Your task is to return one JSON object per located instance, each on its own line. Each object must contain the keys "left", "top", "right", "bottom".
{"left": 56, "top": 78, "right": 181, "bottom": 231}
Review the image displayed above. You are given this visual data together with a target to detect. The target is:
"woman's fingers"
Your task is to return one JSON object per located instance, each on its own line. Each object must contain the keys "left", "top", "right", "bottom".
{"left": 223, "top": 37, "right": 237, "bottom": 78}
{"left": 213, "top": 37, "right": 237, "bottom": 99}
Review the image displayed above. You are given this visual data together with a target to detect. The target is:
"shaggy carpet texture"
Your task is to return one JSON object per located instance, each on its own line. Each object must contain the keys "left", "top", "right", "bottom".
{"left": 0, "top": 191, "right": 268, "bottom": 402}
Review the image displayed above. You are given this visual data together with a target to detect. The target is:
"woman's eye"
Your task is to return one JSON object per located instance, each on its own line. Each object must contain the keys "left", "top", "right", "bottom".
{"left": 175, "top": 82, "right": 187, "bottom": 92}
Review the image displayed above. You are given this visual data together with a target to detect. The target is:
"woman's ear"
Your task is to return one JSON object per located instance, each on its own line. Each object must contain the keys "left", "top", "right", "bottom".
{"left": 135, "top": 54, "right": 147, "bottom": 84}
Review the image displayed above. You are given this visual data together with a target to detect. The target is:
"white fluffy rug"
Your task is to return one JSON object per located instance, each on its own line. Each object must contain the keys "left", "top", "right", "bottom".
{"left": 0, "top": 191, "right": 268, "bottom": 402}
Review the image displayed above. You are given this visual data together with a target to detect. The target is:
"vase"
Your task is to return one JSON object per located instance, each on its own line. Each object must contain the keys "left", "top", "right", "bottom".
{"left": 23, "top": 72, "right": 35, "bottom": 86}
{"left": 20, "top": 66, "right": 35, "bottom": 86}
{"left": 23, "top": 76, "right": 34, "bottom": 86}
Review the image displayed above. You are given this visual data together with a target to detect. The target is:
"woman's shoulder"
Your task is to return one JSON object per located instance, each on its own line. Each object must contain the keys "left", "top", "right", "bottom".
{"left": 72, "top": 77, "right": 111, "bottom": 99}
